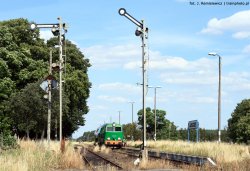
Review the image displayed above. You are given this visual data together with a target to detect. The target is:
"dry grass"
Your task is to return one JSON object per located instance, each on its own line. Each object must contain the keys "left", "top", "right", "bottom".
{"left": 128, "top": 140, "right": 250, "bottom": 162}
{"left": 79, "top": 140, "right": 250, "bottom": 170}
{"left": 100, "top": 145, "right": 111, "bottom": 154}
{"left": 91, "top": 144, "right": 110, "bottom": 154}
{"left": 139, "top": 159, "right": 176, "bottom": 170}
{"left": 127, "top": 140, "right": 250, "bottom": 170}
{"left": 0, "top": 139, "right": 84, "bottom": 171}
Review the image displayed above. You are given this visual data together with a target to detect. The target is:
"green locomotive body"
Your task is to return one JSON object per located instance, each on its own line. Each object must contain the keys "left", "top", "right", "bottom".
{"left": 95, "top": 122, "right": 124, "bottom": 147}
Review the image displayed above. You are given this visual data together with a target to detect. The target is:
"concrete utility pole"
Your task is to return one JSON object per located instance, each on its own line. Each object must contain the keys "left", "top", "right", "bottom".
{"left": 30, "top": 18, "right": 67, "bottom": 144}
{"left": 119, "top": 8, "right": 149, "bottom": 162}
{"left": 208, "top": 52, "right": 222, "bottom": 143}
{"left": 129, "top": 101, "right": 135, "bottom": 123}
{"left": 218, "top": 56, "right": 221, "bottom": 143}
{"left": 169, "top": 122, "right": 171, "bottom": 139}
{"left": 148, "top": 86, "right": 161, "bottom": 141}
{"left": 58, "top": 17, "right": 63, "bottom": 142}
{"left": 141, "top": 19, "right": 147, "bottom": 152}
{"left": 47, "top": 49, "right": 52, "bottom": 145}
{"left": 55, "top": 118, "right": 58, "bottom": 140}
{"left": 118, "top": 111, "right": 121, "bottom": 124}
{"left": 129, "top": 101, "right": 135, "bottom": 141}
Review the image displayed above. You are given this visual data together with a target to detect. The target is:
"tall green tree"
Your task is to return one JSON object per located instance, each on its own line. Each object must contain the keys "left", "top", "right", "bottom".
{"left": 77, "top": 131, "right": 95, "bottom": 142}
{"left": 8, "top": 81, "right": 69, "bottom": 139}
{"left": 0, "top": 19, "right": 46, "bottom": 90}
{"left": 47, "top": 38, "right": 91, "bottom": 137}
{"left": 0, "top": 18, "right": 91, "bottom": 139}
{"left": 122, "top": 123, "right": 141, "bottom": 141}
{"left": 0, "top": 18, "right": 44, "bottom": 141}
{"left": 228, "top": 99, "right": 250, "bottom": 143}
{"left": 8, "top": 82, "right": 47, "bottom": 138}
{"left": 137, "top": 107, "right": 177, "bottom": 140}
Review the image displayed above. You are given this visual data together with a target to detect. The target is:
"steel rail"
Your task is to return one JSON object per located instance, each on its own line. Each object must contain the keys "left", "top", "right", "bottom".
{"left": 122, "top": 147, "right": 216, "bottom": 166}
{"left": 82, "top": 154, "right": 95, "bottom": 171}
{"left": 86, "top": 148, "right": 124, "bottom": 170}
{"left": 79, "top": 145, "right": 124, "bottom": 170}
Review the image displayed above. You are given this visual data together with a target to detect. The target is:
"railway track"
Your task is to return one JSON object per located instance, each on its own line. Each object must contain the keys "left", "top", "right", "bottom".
{"left": 75, "top": 144, "right": 216, "bottom": 170}
{"left": 117, "top": 147, "right": 217, "bottom": 166}
{"left": 80, "top": 146, "right": 124, "bottom": 171}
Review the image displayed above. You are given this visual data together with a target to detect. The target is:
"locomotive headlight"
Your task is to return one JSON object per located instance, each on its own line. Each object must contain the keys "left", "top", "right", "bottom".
{"left": 118, "top": 137, "right": 121, "bottom": 140}
{"left": 107, "top": 137, "right": 110, "bottom": 140}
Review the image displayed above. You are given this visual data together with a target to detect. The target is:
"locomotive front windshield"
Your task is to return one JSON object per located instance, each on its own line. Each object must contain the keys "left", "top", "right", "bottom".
{"left": 106, "top": 126, "right": 122, "bottom": 132}
{"left": 106, "top": 127, "right": 113, "bottom": 131}
{"left": 115, "top": 127, "right": 121, "bottom": 131}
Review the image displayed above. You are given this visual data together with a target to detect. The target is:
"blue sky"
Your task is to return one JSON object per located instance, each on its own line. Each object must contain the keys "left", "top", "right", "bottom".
{"left": 1, "top": 0, "right": 250, "bottom": 138}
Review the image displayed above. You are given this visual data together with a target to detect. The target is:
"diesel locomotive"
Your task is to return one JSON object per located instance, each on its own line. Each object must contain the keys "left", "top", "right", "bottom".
{"left": 94, "top": 122, "right": 124, "bottom": 147}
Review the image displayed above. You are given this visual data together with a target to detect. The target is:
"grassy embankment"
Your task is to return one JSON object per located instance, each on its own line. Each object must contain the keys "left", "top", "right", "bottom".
{"left": 127, "top": 140, "right": 250, "bottom": 170}
{"left": 0, "top": 139, "right": 84, "bottom": 171}
{"left": 1, "top": 139, "right": 249, "bottom": 170}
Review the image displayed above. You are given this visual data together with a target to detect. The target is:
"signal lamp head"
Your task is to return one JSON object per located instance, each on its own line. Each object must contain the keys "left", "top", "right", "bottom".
{"left": 61, "top": 34, "right": 65, "bottom": 42}
{"left": 135, "top": 28, "right": 142, "bottom": 36}
{"left": 51, "top": 27, "right": 59, "bottom": 36}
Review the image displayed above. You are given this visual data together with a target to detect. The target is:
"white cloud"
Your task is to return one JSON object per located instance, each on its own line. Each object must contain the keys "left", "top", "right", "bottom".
{"left": 97, "top": 95, "right": 128, "bottom": 103}
{"left": 85, "top": 44, "right": 250, "bottom": 110}
{"left": 160, "top": 71, "right": 217, "bottom": 85}
{"left": 243, "top": 44, "right": 250, "bottom": 54}
{"left": 157, "top": 88, "right": 217, "bottom": 104}
{"left": 160, "top": 69, "right": 250, "bottom": 91}
{"left": 124, "top": 61, "right": 141, "bottom": 70}
{"left": 98, "top": 82, "right": 140, "bottom": 93}
{"left": 179, "top": 96, "right": 217, "bottom": 104}
{"left": 224, "top": 72, "right": 250, "bottom": 91}
{"left": 151, "top": 32, "right": 210, "bottom": 49}
{"left": 83, "top": 43, "right": 213, "bottom": 71}
{"left": 201, "top": 10, "right": 250, "bottom": 38}
{"left": 89, "top": 104, "right": 108, "bottom": 111}
{"left": 201, "top": 18, "right": 224, "bottom": 35}
{"left": 232, "top": 31, "right": 250, "bottom": 39}
{"left": 39, "top": 30, "right": 53, "bottom": 41}
{"left": 125, "top": 55, "right": 216, "bottom": 72}
{"left": 82, "top": 44, "right": 140, "bottom": 69}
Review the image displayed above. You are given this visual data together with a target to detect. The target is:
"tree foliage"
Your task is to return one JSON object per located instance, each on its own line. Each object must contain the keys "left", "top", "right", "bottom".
{"left": 0, "top": 18, "right": 91, "bottom": 139}
{"left": 77, "top": 131, "right": 95, "bottom": 142}
{"left": 47, "top": 38, "right": 91, "bottom": 137}
{"left": 176, "top": 128, "right": 229, "bottom": 142}
{"left": 123, "top": 123, "right": 141, "bottom": 141}
{"left": 0, "top": 114, "right": 17, "bottom": 149}
{"left": 137, "top": 107, "right": 177, "bottom": 140}
{"left": 228, "top": 99, "right": 250, "bottom": 143}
